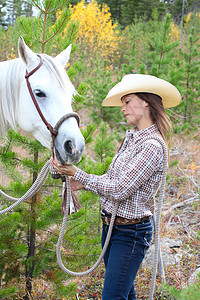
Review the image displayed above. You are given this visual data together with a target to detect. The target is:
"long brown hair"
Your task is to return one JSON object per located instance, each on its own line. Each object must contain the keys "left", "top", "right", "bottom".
{"left": 118, "top": 92, "right": 172, "bottom": 156}
{"left": 135, "top": 92, "right": 173, "bottom": 150}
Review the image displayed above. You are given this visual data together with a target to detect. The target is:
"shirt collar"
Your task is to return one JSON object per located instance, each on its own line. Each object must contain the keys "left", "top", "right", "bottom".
{"left": 127, "top": 124, "right": 160, "bottom": 140}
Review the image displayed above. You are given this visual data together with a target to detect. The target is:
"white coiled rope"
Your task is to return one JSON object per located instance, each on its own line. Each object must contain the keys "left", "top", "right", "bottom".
{"left": 0, "top": 135, "right": 168, "bottom": 299}
{"left": 0, "top": 161, "right": 50, "bottom": 215}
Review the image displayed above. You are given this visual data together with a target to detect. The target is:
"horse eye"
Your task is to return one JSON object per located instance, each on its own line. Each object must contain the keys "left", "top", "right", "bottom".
{"left": 34, "top": 89, "right": 46, "bottom": 98}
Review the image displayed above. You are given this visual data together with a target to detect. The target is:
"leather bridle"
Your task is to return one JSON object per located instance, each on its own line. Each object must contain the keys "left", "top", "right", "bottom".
{"left": 25, "top": 54, "right": 80, "bottom": 141}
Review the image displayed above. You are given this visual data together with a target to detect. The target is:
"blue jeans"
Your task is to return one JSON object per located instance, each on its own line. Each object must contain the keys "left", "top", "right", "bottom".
{"left": 101, "top": 218, "right": 153, "bottom": 300}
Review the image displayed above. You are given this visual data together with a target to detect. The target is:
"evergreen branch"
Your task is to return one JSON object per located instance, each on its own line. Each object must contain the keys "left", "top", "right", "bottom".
{"left": 42, "top": 184, "right": 62, "bottom": 188}
{"left": 85, "top": 127, "right": 95, "bottom": 143}
{"left": 4, "top": 132, "right": 13, "bottom": 153}
{"left": 0, "top": 224, "right": 8, "bottom": 229}
{"left": 0, "top": 154, "right": 22, "bottom": 163}
{"left": 6, "top": 235, "right": 30, "bottom": 243}
{"left": 20, "top": 21, "right": 41, "bottom": 44}
{"left": 46, "top": 0, "right": 52, "bottom": 11}
{"left": 40, "top": 228, "right": 100, "bottom": 246}
{"left": 58, "top": 252, "right": 100, "bottom": 257}
{"left": 47, "top": 0, "right": 70, "bottom": 14}
{"left": 35, "top": 245, "right": 54, "bottom": 252}
{"left": 68, "top": 23, "right": 76, "bottom": 44}
{"left": 31, "top": 0, "right": 45, "bottom": 14}
{"left": 43, "top": 13, "right": 69, "bottom": 45}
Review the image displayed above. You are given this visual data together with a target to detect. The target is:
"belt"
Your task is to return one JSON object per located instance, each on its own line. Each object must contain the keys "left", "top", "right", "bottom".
{"left": 101, "top": 215, "right": 150, "bottom": 226}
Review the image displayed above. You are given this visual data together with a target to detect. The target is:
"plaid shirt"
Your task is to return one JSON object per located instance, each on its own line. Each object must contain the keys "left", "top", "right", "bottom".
{"left": 73, "top": 124, "right": 164, "bottom": 219}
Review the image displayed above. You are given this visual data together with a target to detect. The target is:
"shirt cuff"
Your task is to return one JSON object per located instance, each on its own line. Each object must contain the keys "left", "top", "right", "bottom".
{"left": 73, "top": 168, "right": 99, "bottom": 194}
{"left": 73, "top": 168, "right": 88, "bottom": 185}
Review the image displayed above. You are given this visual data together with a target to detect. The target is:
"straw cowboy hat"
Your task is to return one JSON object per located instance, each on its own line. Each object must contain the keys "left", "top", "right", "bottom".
{"left": 102, "top": 74, "right": 181, "bottom": 108}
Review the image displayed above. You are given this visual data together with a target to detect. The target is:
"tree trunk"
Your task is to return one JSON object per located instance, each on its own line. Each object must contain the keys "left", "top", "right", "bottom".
{"left": 24, "top": 150, "right": 38, "bottom": 300}
{"left": 180, "top": 0, "right": 185, "bottom": 47}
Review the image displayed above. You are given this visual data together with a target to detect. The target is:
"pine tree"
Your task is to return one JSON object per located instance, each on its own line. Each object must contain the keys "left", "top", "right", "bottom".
{"left": 11, "top": 0, "right": 78, "bottom": 54}
{"left": 165, "top": 0, "right": 199, "bottom": 24}
{"left": 0, "top": 1, "right": 7, "bottom": 27}
{"left": 0, "top": 0, "right": 89, "bottom": 298}
{"left": 84, "top": 55, "right": 123, "bottom": 127}
{"left": 143, "top": 13, "right": 179, "bottom": 78}
{"left": 3, "top": 0, "right": 33, "bottom": 26}
{"left": 97, "top": 0, "right": 166, "bottom": 27}
{"left": 97, "top": 0, "right": 122, "bottom": 21}
{"left": 171, "top": 26, "right": 200, "bottom": 129}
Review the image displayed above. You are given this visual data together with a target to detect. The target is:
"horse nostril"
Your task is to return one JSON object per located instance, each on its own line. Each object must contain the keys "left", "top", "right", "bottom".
{"left": 64, "top": 140, "right": 73, "bottom": 156}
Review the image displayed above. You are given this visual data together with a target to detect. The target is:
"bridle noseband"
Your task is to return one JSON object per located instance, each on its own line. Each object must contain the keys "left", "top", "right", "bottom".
{"left": 25, "top": 54, "right": 80, "bottom": 140}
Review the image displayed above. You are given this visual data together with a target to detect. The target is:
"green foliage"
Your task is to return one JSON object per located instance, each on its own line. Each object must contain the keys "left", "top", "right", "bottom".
{"left": 145, "top": 14, "right": 179, "bottom": 78}
{"left": 173, "top": 27, "right": 200, "bottom": 125}
{"left": 84, "top": 55, "right": 123, "bottom": 126}
{"left": 9, "top": 0, "right": 78, "bottom": 54}
{"left": 170, "top": 160, "right": 178, "bottom": 168}
{"left": 93, "top": 121, "right": 116, "bottom": 163}
{"left": 166, "top": 0, "right": 199, "bottom": 24}
{"left": 160, "top": 277, "right": 200, "bottom": 300}
{"left": 0, "top": 0, "right": 32, "bottom": 28}
{"left": 97, "top": 0, "right": 166, "bottom": 27}
{"left": 0, "top": 286, "right": 19, "bottom": 298}
{"left": 0, "top": 1, "right": 93, "bottom": 298}
{"left": 81, "top": 122, "right": 96, "bottom": 144}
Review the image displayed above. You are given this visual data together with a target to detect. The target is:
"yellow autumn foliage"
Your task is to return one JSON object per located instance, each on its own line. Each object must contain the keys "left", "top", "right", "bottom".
{"left": 170, "top": 22, "right": 181, "bottom": 42}
{"left": 58, "top": 0, "right": 120, "bottom": 61}
{"left": 184, "top": 11, "right": 200, "bottom": 24}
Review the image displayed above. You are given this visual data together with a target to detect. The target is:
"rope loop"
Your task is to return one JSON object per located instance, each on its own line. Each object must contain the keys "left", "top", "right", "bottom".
{"left": 0, "top": 135, "right": 168, "bottom": 299}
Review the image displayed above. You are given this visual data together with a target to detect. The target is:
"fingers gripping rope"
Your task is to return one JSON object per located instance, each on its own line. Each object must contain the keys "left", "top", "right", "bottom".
{"left": 0, "top": 135, "right": 168, "bottom": 299}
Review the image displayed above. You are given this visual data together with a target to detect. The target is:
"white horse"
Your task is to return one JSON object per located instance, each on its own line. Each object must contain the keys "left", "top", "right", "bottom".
{"left": 0, "top": 36, "right": 85, "bottom": 164}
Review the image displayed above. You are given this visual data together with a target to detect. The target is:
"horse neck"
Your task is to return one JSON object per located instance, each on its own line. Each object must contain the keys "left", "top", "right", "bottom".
{"left": 0, "top": 58, "right": 24, "bottom": 136}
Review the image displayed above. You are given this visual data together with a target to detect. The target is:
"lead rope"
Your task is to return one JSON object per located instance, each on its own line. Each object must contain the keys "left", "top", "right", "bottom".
{"left": 0, "top": 161, "right": 50, "bottom": 215}
{"left": 0, "top": 135, "right": 168, "bottom": 299}
{"left": 56, "top": 135, "right": 168, "bottom": 300}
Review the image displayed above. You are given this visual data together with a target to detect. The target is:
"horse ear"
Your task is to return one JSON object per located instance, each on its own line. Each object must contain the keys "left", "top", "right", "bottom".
{"left": 55, "top": 44, "right": 72, "bottom": 67}
{"left": 18, "top": 36, "right": 38, "bottom": 67}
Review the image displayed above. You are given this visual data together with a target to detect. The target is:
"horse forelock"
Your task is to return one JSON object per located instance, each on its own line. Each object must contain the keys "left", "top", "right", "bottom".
{"left": 41, "top": 54, "right": 75, "bottom": 98}
{"left": 0, "top": 59, "right": 23, "bottom": 136}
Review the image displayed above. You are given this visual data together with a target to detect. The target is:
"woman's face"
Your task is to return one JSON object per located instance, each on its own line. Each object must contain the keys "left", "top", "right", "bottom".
{"left": 121, "top": 94, "right": 153, "bottom": 130}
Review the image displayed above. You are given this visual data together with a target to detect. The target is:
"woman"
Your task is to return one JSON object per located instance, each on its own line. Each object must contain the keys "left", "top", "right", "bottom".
{"left": 51, "top": 74, "right": 181, "bottom": 300}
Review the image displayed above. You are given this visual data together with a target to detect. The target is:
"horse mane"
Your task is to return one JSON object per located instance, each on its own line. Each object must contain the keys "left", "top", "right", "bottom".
{"left": 0, "top": 54, "right": 75, "bottom": 137}
{"left": 0, "top": 58, "right": 23, "bottom": 136}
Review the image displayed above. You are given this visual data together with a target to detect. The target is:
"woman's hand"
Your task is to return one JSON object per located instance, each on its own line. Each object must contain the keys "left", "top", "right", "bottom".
{"left": 70, "top": 177, "right": 84, "bottom": 191}
{"left": 50, "top": 157, "right": 77, "bottom": 177}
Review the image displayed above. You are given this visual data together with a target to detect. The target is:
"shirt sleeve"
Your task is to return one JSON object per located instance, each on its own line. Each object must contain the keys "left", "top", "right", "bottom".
{"left": 73, "top": 142, "right": 164, "bottom": 202}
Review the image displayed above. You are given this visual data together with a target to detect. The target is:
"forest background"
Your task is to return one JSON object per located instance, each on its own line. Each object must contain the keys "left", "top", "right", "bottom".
{"left": 0, "top": 0, "right": 200, "bottom": 299}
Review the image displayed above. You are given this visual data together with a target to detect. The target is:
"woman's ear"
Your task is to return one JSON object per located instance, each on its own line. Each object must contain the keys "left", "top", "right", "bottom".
{"left": 144, "top": 101, "right": 149, "bottom": 107}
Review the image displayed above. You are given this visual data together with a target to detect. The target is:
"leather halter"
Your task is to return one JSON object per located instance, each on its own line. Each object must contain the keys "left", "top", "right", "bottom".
{"left": 25, "top": 54, "right": 80, "bottom": 139}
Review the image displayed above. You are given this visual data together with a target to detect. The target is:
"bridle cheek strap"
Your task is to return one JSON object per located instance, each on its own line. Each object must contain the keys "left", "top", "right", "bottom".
{"left": 25, "top": 54, "right": 80, "bottom": 148}
{"left": 25, "top": 55, "right": 56, "bottom": 138}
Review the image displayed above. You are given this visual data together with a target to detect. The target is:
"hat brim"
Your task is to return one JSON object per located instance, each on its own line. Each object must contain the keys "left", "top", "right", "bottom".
{"left": 102, "top": 74, "right": 181, "bottom": 108}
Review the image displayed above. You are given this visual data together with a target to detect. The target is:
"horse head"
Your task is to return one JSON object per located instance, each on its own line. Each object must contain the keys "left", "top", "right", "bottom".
{"left": 17, "top": 37, "right": 85, "bottom": 164}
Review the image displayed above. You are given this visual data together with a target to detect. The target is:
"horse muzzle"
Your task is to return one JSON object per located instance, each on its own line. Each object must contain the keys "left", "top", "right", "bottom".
{"left": 54, "top": 135, "right": 85, "bottom": 165}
